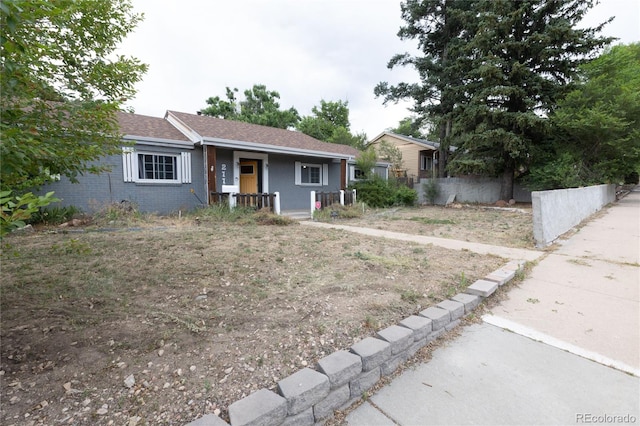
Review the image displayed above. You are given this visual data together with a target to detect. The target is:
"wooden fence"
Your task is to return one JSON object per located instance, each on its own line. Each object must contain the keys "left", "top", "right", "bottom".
{"left": 313, "top": 190, "right": 356, "bottom": 209}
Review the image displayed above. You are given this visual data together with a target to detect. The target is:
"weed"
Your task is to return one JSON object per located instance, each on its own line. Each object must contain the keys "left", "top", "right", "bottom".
{"left": 410, "top": 217, "right": 456, "bottom": 225}
{"left": 567, "top": 258, "right": 591, "bottom": 267}
{"left": 458, "top": 271, "right": 468, "bottom": 287}
{"left": 527, "top": 298, "right": 540, "bottom": 304}
{"left": 400, "top": 289, "right": 421, "bottom": 303}
{"left": 363, "top": 315, "right": 376, "bottom": 329}
{"left": 353, "top": 251, "right": 371, "bottom": 261}
{"left": 51, "top": 238, "right": 91, "bottom": 255}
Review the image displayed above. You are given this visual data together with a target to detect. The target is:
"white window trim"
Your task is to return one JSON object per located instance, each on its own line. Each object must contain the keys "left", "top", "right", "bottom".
{"left": 295, "top": 161, "right": 328, "bottom": 186}
{"left": 122, "top": 147, "right": 191, "bottom": 184}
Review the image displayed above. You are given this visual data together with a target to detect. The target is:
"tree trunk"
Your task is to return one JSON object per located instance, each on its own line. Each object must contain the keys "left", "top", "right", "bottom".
{"left": 437, "top": 118, "right": 451, "bottom": 178}
{"left": 500, "top": 165, "right": 515, "bottom": 201}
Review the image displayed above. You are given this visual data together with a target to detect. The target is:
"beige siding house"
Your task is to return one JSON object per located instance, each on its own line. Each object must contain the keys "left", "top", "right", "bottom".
{"left": 368, "top": 132, "right": 442, "bottom": 181}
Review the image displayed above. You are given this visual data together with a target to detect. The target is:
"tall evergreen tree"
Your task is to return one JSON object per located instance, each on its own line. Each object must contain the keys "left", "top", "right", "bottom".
{"left": 451, "top": 0, "right": 612, "bottom": 198}
{"left": 377, "top": 0, "right": 612, "bottom": 198}
{"left": 375, "top": 0, "right": 474, "bottom": 177}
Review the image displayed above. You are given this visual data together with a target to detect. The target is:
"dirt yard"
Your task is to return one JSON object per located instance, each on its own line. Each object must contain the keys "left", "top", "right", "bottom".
{"left": 0, "top": 205, "right": 532, "bottom": 425}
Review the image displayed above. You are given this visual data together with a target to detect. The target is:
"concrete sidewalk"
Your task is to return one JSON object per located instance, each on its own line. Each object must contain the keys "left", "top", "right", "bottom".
{"left": 346, "top": 188, "right": 640, "bottom": 425}
{"left": 490, "top": 188, "right": 639, "bottom": 373}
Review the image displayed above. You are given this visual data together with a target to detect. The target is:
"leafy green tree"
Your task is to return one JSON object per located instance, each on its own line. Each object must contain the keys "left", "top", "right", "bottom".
{"left": 1, "top": 0, "right": 147, "bottom": 228}
{"left": 297, "top": 100, "right": 367, "bottom": 149}
{"left": 354, "top": 147, "right": 378, "bottom": 180}
{"left": 531, "top": 43, "right": 640, "bottom": 188}
{"left": 1, "top": 191, "right": 59, "bottom": 237}
{"left": 377, "top": 0, "right": 612, "bottom": 198}
{"left": 390, "top": 117, "right": 425, "bottom": 138}
{"left": 201, "top": 87, "right": 240, "bottom": 120}
{"left": 1, "top": 0, "right": 147, "bottom": 192}
{"left": 201, "top": 84, "right": 300, "bottom": 129}
{"left": 375, "top": 140, "right": 404, "bottom": 172}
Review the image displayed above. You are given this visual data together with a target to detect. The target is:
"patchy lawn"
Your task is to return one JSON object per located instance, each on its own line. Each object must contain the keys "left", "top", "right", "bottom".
{"left": 0, "top": 206, "right": 524, "bottom": 425}
{"left": 339, "top": 203, "right": 535, "bottom": 248}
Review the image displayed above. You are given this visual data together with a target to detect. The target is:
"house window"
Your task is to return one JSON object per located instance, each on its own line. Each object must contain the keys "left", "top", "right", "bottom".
{"left": 302, "top": 164, "right": 320, "bottom": 184}
{"left": 295, "top": 161, "right": 328, "bottom": 186}
{"left": 420, "top": 153, "right": 431, "bottom": 171}
{"left": 139, "top": 154, "right": 177, "bottom": 181}
{"left": 122, "top": 148, "right": 191, "bottom": 183}
{"left": 354, "top": 168, "right": 366, "bottom": 180}
{"left": 349, "top": 165, "right": 366, "bottom": 181}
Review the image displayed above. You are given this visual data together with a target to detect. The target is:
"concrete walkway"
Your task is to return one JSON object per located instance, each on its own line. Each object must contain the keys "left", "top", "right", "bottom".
{"left": 346, "top": 188, "right": 640, "bottom": 425}
{"left": 302, "top": 221, "right": 544, "bottom": 262}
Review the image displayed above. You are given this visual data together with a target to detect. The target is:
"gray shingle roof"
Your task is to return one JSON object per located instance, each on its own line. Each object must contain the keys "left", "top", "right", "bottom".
{"left": 117, "top": 111, "right": 190, "bottom": 142}
{"left": 168, "top": 110, "right": 359, "bottom": 158}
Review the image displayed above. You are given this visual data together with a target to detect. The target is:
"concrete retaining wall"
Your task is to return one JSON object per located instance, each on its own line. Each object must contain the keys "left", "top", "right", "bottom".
{"left": 185, "top": 260, "right": 526, "bottom": 426}
{"left": 532, "top": 184, "right": 616, "bottom": 248}
{"left": 417, "top": 177, "right": 532, "bottom": 205}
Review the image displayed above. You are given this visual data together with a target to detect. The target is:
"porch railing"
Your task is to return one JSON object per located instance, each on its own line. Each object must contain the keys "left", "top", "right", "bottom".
{"left": 310, "top": 189, "right": 357, "bottom": 214}
{"left": 210, "top": 192, "right": 281, "bottom": 214}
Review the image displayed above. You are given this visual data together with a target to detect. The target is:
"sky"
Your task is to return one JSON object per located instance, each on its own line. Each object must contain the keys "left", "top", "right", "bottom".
{"left": 118, "top": 0, "right": 640, "bottom": 140}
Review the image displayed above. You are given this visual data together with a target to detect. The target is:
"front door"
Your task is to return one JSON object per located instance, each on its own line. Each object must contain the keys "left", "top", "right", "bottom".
{"left": 239, "top": 160, "right": 258, "bottom": 194}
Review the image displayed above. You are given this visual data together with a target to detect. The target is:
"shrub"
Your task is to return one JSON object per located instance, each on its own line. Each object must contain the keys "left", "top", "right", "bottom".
{"left": 29, "top": 205, "right": 82, "bottom": 225}
{"left": 394, "top": 184, "right": 417, "bottom": 206}
{"left": 313, "top": 203, "right": 364, "bottom": 221}
{"left": 422, "top": 180, "right": 439, "bottom": 204}
{"left": 349, "top": 176, "right": 416, "bottom": 208}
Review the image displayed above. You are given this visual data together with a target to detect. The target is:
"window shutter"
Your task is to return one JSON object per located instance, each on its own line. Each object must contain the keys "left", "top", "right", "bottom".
{"left": 295, "top": 161, "right": 301, "bottom": 185}
{"left": 322, "top": 164, "right": 329, "bottom": 185}
{"left": 122, "top": 147, "right": 135, "bottom": 182}
{"left": 181, "top": 152, "right": 192, "bottom": 183}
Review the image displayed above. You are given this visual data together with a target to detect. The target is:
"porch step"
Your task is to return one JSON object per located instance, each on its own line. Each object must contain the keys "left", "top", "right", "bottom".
{"left": 282, "top": 210, "right": 311, "bottom": 220}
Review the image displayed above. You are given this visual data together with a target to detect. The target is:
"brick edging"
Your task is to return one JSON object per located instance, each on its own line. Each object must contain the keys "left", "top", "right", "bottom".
{"left": 186, "top": 260, "right": 526, "bottom": 426}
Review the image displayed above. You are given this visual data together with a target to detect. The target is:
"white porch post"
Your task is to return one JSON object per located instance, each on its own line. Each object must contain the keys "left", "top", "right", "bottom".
{"left": 229, "top": 192, "right": 237, "bottom": 209}
{"left": 310, "top": 191, "right": 316, "bottom": 216}
{"left": 352, "top": 189, "right": 357, "bottom": 204}
{"left": 339, "top": 190, "right": 345, "bottom": 206}
{"left": 274, "top": 192, "right": 281, "bottom": 215}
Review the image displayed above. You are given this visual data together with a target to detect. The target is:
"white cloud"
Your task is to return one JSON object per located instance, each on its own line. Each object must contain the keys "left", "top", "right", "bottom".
{"left": 118, "top": 0, "right": 639, "bottom": 140}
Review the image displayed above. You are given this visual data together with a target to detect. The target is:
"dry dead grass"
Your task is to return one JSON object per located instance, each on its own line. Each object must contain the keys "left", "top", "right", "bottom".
{"left": 0, "top": 205, "right": 530, "bottom": 425}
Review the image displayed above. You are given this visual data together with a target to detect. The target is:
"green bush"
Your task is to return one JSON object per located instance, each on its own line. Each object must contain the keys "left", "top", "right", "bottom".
{"left": 422, "top": 180, "right": 439, "bottom": 204}
{"left": 350, "top": 176, "right": 417, "bottom": 208}
{"left": 394, "top": 184, "right": 417, "bottom": 206}
{"left": 29, "top": 205, "right": 82, "bottom": 225}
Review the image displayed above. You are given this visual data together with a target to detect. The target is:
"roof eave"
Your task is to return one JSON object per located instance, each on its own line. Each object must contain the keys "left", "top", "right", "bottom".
{"left": 202, "top": 137, "right": 356, "bottom": 160}
{"left": 123, "top": 135, "right": 194, "bottom": 149}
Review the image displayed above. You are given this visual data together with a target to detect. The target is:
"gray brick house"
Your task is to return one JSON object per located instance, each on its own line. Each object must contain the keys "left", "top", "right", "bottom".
{"left": 40, "top": 110, "right": 366, "bottom": 214}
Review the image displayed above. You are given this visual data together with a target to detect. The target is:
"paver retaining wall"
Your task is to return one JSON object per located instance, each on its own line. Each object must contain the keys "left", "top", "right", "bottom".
{"left": 185, "top": 260, "right": 526, "bottom": 426}
{"left": 532, "top": 184, "right": 616, "bottom": 248}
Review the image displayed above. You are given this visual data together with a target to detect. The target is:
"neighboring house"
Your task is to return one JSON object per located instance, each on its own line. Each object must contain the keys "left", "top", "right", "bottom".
{"left": 40, "top": 110, "right": 362, "bottom": 214}
{"left": 368, "top": 132, "right": 445, "bottom": 181}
